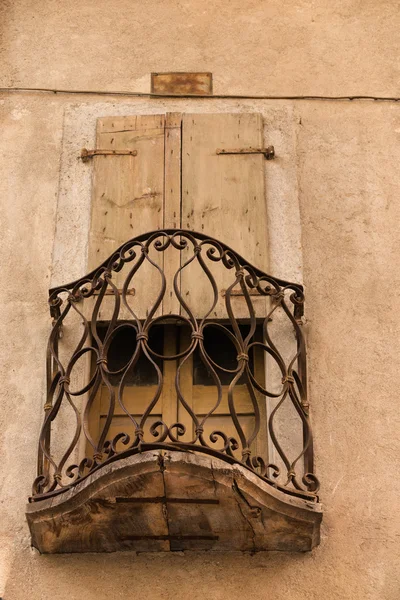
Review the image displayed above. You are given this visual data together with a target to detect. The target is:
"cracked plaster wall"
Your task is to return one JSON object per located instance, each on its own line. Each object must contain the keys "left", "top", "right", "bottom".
{"left": 1, "top": 1, "right": 400, "bottom": 599}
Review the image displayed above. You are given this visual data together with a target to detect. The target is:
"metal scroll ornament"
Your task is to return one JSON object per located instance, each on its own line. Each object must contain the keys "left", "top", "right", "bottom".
{"left": 32, "top": 230, "right": 319, "bottom": 502}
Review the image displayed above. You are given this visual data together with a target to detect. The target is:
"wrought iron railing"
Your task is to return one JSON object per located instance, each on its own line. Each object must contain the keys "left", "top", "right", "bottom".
{"left": 32, "top": 230, "right": 319, "bottom": 502}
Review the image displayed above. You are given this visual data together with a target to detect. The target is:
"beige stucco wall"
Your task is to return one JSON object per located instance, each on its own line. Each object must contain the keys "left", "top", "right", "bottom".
{"left": 1, "top": 1, "right": 400, "bottom": 598}
{"left": 2, "top": 0, "right": 400, "bottom": 97}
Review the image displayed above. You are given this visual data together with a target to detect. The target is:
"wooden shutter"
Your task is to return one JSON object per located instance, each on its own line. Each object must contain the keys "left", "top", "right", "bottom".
{"left": 163, "top": 113, "right": 182, "bottom": 315}
{"left": 181, "top": 113, "right": 268, "bottom": 319}
{"left": 89, "top": 114, "right": 165, "bottom": 266}
{"left": 178, "top": 113, "right": 268, "bottom": 450}
{"left": 182, "top": 113, "right": 267, "bottom": 259}
{"left": 88, "top": 112, "right": 269, "bottom": 299}
{"left": 86, "top": 112, "right": 269, "bottom": 459}
{"left": 88, "top": 115, "right": 166, "bottom": 319}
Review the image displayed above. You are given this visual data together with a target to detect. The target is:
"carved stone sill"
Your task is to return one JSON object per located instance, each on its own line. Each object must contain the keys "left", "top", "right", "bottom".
{"left": 26, "top": 451, "right": 322, "bottom": 553}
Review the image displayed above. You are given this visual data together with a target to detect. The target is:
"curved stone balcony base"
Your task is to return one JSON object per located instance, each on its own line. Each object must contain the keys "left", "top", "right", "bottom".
{"left": 26, "top": 451, "right": 322, "bottom": 553}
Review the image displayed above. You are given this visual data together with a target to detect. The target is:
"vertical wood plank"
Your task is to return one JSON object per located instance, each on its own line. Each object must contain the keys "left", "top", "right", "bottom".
{"left": 164, "top": 113, "right": 182, "bottom": 229}
{"left": 163, "top": 113, "right": 182, "bottom": 315}
{"left": 160, "top": 324, "right": 178, "bottom": 427}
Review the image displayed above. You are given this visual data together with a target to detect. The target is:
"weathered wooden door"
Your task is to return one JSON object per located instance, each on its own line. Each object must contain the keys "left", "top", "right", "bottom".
{"left": 87, "top": 112, "right": 268, "bottom": 456}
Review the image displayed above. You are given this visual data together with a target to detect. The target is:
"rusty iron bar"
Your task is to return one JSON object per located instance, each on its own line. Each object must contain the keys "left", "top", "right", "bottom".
{"left": 216, "top": 147, "right": 275, "bottom": 160}
{"left": 32, "top": 229, "right": 318, "bottom": 503}
{"left": 80, "top": 148, "right": 138, "bottom": 162}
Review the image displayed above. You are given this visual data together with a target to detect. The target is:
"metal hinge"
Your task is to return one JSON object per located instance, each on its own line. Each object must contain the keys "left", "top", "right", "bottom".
{"left": 80, "top": 148, "right": 138, "bottom": 162}
{"left": 216, "top": 146, "right": 275, "bottom": 160}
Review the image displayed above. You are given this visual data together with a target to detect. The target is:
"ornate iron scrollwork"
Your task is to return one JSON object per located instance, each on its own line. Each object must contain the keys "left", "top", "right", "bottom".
{"left": 32, "top": 230, "right": 319, "bottom": 502}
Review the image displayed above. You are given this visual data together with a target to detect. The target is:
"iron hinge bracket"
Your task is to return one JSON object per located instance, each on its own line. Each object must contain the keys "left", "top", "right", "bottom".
{"left": 80, "top": 148, "right": 138, "bottom": 162}
{"left": 216, "top": 146, "right": 275, "bottom": 160}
